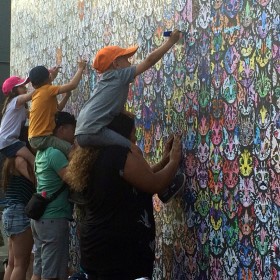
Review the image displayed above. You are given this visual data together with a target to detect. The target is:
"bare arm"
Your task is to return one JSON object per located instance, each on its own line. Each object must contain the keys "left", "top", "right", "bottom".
{"left": 135, "top": 30, "right": 181, "bottom": 77}
{"left": 57, "top": 92, "right": 72, "bottom": 111}
{"left": 58, "top": 60, "right": 87, "bottom": 94}
{"left": 15, "top": 157, "right": 35, "bottom": 184}
{"left": 16, "top": 91, "right": 34, "bottom": 107}
{"left": 123, "top": 135, "right": 182, "bottom": 194}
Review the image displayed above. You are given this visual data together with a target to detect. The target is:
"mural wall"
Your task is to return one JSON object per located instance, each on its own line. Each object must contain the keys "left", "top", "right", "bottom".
{"left": 11, "top": 0, "right": 280, "bottom": 279}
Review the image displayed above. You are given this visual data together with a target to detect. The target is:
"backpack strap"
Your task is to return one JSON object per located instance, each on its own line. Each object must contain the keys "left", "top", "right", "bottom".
{"left": 48, "top": 183, "right": 68, "bottom": 201}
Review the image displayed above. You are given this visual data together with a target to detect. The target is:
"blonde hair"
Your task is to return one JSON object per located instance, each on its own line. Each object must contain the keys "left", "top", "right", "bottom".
{"left": 65, "top": 146, "right": 100, "bottom": 192}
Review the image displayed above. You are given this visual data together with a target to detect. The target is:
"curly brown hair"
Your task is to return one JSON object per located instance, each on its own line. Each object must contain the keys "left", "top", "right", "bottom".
{"left": 65, "top": 146, "right": 100, "bottom": 192}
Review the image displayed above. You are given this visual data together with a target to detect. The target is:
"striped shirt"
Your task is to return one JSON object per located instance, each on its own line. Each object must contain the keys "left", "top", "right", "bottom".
{"left": 5, "top": 175, "right": 34, "bottom": 206}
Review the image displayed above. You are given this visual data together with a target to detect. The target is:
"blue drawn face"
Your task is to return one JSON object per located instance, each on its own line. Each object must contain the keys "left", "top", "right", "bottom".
{"left": 224, "top": 46, "right": 240, "bottom": 74}
{"left": 224, "top": 0, "right": 244, "bottom": 18}
{"left": 223, "top": 215, "right": 238, "bottom": 247}
{"left": 256, "top": 9, "right": 271, "bottom": 39}
{"left": 237, "top": 237, "right": 254, "bottom": 267}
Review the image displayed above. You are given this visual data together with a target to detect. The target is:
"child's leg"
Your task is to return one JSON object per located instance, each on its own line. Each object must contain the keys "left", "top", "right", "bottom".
{"left": 29, "top": 136, "right": 71, "bottom": 156}
{"left": 76, "top": 127, "right": 131, "bottom": 148}
{"left": 16, "top": 146, "right": 35, "bottom": 168}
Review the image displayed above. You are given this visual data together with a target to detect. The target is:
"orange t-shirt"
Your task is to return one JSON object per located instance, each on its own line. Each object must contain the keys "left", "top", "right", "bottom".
{"left": 28, "top": 84, "right": 61, "bottom": 138}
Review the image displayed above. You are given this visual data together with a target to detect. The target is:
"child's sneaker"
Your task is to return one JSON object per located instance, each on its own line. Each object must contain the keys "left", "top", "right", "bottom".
{"left": 158, "top": 173, "right": 186, "bottom": 203}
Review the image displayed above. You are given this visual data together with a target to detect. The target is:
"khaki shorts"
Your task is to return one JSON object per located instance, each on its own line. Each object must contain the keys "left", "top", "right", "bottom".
{"left": 31, "top": 218, "right": 70, "bottom": 279}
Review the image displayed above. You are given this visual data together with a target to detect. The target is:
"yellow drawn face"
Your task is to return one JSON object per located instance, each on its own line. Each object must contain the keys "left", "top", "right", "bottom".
{"left": 239, "top": 149, "right": 253, "bottom": 176}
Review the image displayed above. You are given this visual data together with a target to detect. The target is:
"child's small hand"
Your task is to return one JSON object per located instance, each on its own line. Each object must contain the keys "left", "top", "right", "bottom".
{"left": 49, "top": 66, "right": 61, "bottom": 75}
{"left": 78, "top": 59, "right": 87, "bottom": 70}
{"left": 168, "top": 29, "right": 181, "bottom": 44}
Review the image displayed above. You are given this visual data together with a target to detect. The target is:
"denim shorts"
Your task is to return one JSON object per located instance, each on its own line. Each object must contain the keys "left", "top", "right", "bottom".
{"left": 0, "top": 141, "right": 25, "bottom": 157}
{"left": 2, "top": 203, "right": 31, "bottom": 237}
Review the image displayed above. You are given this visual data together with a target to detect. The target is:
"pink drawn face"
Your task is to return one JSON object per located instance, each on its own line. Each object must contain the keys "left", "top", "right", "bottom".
{"left": 224, "top": 102, "right": 238, "bottom": 131}
{"left": 198, "top": 115, "right": 209, "bottom": 136}
{"left": 211, "top": 120, "right": 223, "bottom": 145}
{"left": 223, "top": 158, "right": 239, "bottom": 188}
{"left": 197, "top": 142, "right": 210, "bottom": 163}
{"left": 238, "top": 205, "right": 256, "bottom": 237}
{"left": 210, "top": 256, "right": 223, "bottom": 280}
{"left": 185, "top": 153, "right": 197, "bottom": 177}
{"left": 239, "top": 176, "right": 255, "bottom": 207}
{"left": 197, "top": 163, "right": 208, "bottom": 188}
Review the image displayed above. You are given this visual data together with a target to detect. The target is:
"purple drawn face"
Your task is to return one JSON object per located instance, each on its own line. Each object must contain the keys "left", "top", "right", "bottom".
{"left": 224, "top": 102, "right": 238, "bottom": 131}
{"left": 185, "top": 46, "right": 198, "bottom": 74}
{"left": 224, "top": 0, "right": 244, "bottom": 18}
{"left": 211, "top": 62, "right": 226, "bottom": 90}
{"left": 198, "top": 31, "right": 210, "bottom": 57}
{"left": 197, "top": 163, "right": 209, "bottom": 188}
{"left": 143, "top": 68, "right": 155, "bottom": 85}
{"left": 210, "top": 256, "right": 223, "bottom": 280}
{"left": 224, "top": 46, "right": 240, "bottom": 74}
{"left": 239, "top": 57, "right": 255, "bottom": 88}
{"left": 223, "top": 129, "right": 239, "bottom": 160}
{"left": 197, "top": 142, "right": 210, "bottom": 163}
{"left": 239, "top": 176, "right": 255, "bottom": 208}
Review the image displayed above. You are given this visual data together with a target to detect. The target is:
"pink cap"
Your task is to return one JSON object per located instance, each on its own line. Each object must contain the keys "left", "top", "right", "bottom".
{"left": 2, "top": 76, "right": 30, "bottom": 95}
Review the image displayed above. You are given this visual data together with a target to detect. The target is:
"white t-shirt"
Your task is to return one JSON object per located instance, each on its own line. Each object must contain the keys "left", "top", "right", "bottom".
{"left": 0, "top": 96, "right": 26, "bottom": 149}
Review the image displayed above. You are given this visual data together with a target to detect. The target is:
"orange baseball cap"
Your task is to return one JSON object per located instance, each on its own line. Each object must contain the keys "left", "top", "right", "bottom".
{"left": 93, "top": 45, "right": 138, "bottom": 73}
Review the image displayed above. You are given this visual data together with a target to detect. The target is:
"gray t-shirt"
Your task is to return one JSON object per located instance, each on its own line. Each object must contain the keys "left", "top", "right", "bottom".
{"left": 75, "top": 66, "right": 136, "bottom": 135}
{"left": 0, "top": 96, "right": 26, "bottom": 149}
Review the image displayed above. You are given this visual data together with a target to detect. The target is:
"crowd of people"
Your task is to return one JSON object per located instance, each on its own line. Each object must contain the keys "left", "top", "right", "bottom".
{"left": 0, "top": 30, "right": 185, "bottom": 280}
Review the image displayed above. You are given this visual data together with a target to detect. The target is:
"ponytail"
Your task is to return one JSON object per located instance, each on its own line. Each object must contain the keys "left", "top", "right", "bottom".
{"left": 1, "top": 88, "right": 19, "bottom": 117}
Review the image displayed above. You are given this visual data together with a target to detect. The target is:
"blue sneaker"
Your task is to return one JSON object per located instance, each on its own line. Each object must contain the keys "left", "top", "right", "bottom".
{"left": 158, "top": 173, "right": 186, "bottom": 203}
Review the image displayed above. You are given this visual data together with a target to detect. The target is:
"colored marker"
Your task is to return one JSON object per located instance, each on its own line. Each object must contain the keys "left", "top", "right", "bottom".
{"left": 163, "top": 30, "right": 186, "bottom": 37}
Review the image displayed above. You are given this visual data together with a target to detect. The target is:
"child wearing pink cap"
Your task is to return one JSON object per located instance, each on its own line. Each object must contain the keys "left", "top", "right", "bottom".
{"left": 0, "top": 76, "right": 35, "bottom": 168}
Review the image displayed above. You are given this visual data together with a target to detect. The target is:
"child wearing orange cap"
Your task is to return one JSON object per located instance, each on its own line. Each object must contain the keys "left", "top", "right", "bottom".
{"left": 75, "top": 30, "right": 185, "bottom": 203}
{"left": 0, "top": 76, "right": 35, "bottom": 168}
{"left": 75, "top": 30, "right": 181, "bottom": 150}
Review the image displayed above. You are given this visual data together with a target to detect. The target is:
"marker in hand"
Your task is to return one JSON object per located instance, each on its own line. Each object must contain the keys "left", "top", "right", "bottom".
{"left": 163, "top": 30, "right": 185, "bottom": 37}
{"left": 163, "top": 31, "right": 173, "bottom": 37}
